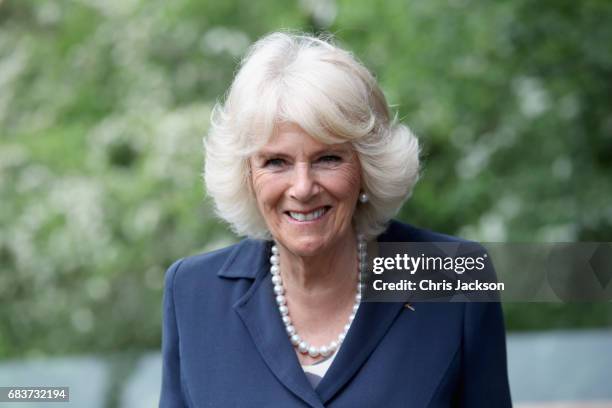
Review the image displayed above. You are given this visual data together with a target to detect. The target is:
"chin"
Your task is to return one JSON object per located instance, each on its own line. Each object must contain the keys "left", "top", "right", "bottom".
{"left": 284, "top": 237, "right": 329, "bottom": 257}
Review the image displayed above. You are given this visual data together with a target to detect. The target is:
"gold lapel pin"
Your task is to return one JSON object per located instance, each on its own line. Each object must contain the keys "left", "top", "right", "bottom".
{"left": 404, "top": 303, "right": 415, "bottom": 312}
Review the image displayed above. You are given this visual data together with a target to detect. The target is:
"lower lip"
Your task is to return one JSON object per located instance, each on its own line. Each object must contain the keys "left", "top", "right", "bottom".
{"left": 284, "top": 208, "right": 331, "bottom": 224}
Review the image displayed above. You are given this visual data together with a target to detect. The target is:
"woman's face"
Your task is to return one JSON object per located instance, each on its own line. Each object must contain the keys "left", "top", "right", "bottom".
{"left": 249, "top": 123, "right": 361, "bottom": 257}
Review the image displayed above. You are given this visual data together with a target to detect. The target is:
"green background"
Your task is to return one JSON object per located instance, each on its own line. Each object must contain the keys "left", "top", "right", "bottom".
{"left": 1, "top": 0, "right": 611, "bottom": 360}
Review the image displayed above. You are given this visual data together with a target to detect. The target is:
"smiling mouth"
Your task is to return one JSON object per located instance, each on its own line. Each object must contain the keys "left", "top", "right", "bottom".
{"left": 285, "top": 206, "right": 331, "bottom": 222}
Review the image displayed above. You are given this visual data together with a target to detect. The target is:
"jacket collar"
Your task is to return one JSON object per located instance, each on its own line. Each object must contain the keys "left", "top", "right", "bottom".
{"left": 216, "top": 238, "right": 270, "bottom": 279}
{"left": 234, "top": 270, "right": 326, "bottom": 408}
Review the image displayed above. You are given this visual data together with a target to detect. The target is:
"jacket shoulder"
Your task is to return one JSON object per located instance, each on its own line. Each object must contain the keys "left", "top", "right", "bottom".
{"left": 165, "top": 240, "right": 244, "bottom": 288}
{"left": 165, "top": 238, "right": 269, "bottom": 290}
{"left": 181, "top": 242, "right": 241, "bottom": 272}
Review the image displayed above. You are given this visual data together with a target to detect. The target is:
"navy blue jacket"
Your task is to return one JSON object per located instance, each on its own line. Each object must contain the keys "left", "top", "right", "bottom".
{"left": 160, "top": 220, "right": 512, "bottom": 407}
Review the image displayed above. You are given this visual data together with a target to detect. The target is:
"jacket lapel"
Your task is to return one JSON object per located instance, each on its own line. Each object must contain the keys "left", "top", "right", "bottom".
{"left": 315, "top": 220, "right": 424, "bottom": 403}
{"left": 314, "top": 301, "right": 405, "bottom": 404}
{"left": 231, "top": 240, "right": 325, "bottom": 408}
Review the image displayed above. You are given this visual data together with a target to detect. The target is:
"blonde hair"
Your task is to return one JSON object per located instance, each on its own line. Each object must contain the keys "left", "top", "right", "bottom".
{"left": 204, "top": 32, "right": 420, "bottom": 239}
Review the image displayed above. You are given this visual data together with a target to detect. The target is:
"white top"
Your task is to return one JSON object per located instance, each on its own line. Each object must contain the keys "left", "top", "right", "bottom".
{"left": 301, "top": 350, "right": 339, "bottom": 388}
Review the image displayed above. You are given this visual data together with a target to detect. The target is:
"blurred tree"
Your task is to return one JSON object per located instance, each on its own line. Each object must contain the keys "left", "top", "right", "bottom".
{"left": 0, "top": 0, "right": 611, "bottom": 358}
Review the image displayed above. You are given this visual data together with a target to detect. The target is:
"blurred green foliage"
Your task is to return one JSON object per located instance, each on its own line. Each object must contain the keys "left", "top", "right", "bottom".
{"left": 1, "top": 0, "right": 611, "bottom": 359}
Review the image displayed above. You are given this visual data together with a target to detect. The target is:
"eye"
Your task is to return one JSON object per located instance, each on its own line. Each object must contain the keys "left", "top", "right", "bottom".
{"left": 263, "top": 158, "right": 286, "bottom": 167}
{"left": 317, "top": 155, "right": 342, "bottom": 164}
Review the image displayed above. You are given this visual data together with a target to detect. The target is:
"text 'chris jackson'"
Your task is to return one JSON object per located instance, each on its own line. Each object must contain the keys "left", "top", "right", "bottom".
{"left": 371, "top": 279, "right": 505, "bottom": 292}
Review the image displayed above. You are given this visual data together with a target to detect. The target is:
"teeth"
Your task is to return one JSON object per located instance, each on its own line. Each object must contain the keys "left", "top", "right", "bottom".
{"left": 289, "top": 208, "right": 326, "bottom": 221}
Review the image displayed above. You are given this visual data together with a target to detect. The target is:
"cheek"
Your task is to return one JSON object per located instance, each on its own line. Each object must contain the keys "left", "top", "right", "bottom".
{"left": 250, "top": 172, "right": 284, "bottom": 210}
{"left": 327, "top": 165, "right": 361, "bottom": 199}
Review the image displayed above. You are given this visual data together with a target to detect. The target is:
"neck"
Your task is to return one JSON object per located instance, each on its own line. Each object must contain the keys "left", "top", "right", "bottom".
{"left": 277, "top": 233, "right": 359, "bottom": 299}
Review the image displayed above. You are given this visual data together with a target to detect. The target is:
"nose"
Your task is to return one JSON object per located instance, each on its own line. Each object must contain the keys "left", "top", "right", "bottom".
{"left": 288, "top": 163, "right": 318, "bottom": 202}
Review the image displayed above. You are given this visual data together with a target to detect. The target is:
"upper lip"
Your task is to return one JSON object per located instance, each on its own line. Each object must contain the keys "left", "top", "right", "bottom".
{"left": 285, "top": 206, "right": 331, "bottom": 214}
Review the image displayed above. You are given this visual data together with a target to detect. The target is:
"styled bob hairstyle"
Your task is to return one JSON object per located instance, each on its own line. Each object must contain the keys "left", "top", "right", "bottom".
{"left": 204, "top": 32, "right": 420, "bottom": 239}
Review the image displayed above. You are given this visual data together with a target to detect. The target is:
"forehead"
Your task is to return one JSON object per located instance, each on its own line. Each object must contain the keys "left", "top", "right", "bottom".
{"left": 257, "top": 123, "right": 353, "bottom": 155}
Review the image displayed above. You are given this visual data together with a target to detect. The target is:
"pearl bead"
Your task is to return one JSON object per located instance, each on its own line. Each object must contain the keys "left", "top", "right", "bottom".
{"left": 320, "top": 346, "right": 330, "bottom": 357}
{"left": 286, "top": 325, "right": 296, "bottom": 336}
{"left": 270, "top": 255, "right": 279, "bottom": 265}
{"left": 308, "top": 346, "right": 319, "bottom": 357}
{"left": 338, "top": 333, "right": 346, "bottom": 343}
{"left": 276, "top": 295, "right": 286, "bottom": 305}
{"left": 344, "top": 323, "right": 351, "bottom": 332}
{"left": 329, "top": 341, "right": 338, "bottom": 351}
{"left": 282, "top": 315, "right": 291, "bottom": 325}
{"left": 273, "top": 285, "right": 284, "bottom": 295}
{"left": 298, "top": 341, "right": 309, "bottom": 353}
{"left": 352, "top": 304, "right": 359, "bottom": 313}
{"left": 271, "top": 245, "right": 279, "bottom": 254}
{"left": 271, "top": 266, "right": 280, "bottom": 276}
{"left": 290, "top": 334, "right": 301, "bottom": 345}
{"left": 355, "top": 293, "right": 362, "bottom": 302}
{"left": 279, "top": 305, "right": 288, "bottom": 315}
{"left": 348, "top": 314, "right": 355, "bottom": 323}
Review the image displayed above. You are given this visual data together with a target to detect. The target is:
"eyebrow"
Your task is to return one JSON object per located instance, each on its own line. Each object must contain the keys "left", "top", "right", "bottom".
{"left": 255, "top": 146, "right": 352, "bottom": 158}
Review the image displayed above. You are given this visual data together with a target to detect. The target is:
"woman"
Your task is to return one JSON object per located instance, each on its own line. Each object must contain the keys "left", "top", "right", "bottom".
{"left": 160, "top": 32, "right": 512, "bottom": 407}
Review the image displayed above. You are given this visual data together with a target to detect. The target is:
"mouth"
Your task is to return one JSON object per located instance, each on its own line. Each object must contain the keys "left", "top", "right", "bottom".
{"left": 284, "top": 206, "right": 332, "bottom": 223}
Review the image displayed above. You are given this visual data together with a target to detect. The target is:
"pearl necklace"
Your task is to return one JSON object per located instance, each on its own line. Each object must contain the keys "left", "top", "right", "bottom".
{"left": 270, "top": 235, "right": 366, "bottom": 358}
